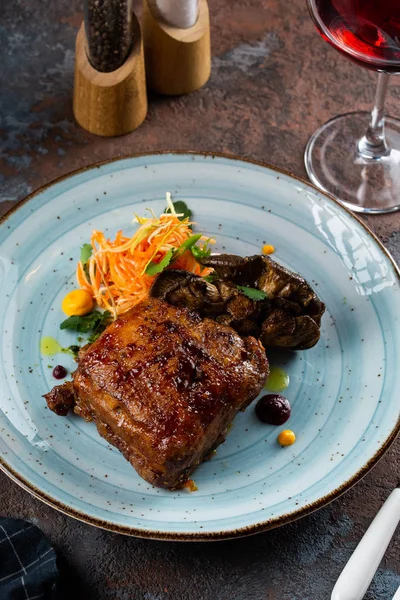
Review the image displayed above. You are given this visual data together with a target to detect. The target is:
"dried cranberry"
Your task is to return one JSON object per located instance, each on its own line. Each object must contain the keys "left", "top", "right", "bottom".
{"left": 255, "top": 394, "right": 291, "bottom": 425}
{"left": 52, "top": 365, "right": 67, "bottom": 380}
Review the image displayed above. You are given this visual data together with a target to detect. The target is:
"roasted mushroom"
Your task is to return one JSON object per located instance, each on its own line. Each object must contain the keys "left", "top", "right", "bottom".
{"left": 201, "top": 254, "right": 324, "bottom": 324}
{"left": 201, "top": 254, "right": 325, "bottom": 349}
{"left": 198, "top": 254, "right": 266, "bottom": 285}
{"left": 150, "top": 254, "right": 325, "bottom": 351}
{"left": 150, "top": 270, "right": 225, "bottom": 315}
{"left": 150, "top": 269, "right": 264, "bottom": 322}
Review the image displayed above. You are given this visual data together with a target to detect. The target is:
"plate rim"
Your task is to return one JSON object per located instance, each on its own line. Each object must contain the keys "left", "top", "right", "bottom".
{"left": 1, "top": 149, "right": 399, "bottom": 541}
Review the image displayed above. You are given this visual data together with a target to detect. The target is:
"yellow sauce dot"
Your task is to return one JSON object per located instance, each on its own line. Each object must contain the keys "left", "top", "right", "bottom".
{"left": 265, "top": 366, "right": 289, "bottom": 392}
{"left": 62, "top": 289, "right": 93, "bottom": 316}
{"left": 40, "top": 337, "right": 63, "bottom": 356}
{"left": 278, "top": 430, "right": 296, "bottom": 446}
{"left": 262, "top": 244, "right": 275, "bottom": 255}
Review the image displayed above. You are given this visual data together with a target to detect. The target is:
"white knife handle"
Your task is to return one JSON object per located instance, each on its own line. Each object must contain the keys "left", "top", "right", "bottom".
{"left": 392, "top": 586, "right": 400, "bottom": 600}
{"left": 331, "top": 489, "right": 400, "bottom": 600}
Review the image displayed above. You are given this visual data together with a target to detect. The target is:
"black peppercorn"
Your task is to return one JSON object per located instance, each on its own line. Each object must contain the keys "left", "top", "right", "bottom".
{"left": 85, "top": 0, "right": 133, "bottom": 72}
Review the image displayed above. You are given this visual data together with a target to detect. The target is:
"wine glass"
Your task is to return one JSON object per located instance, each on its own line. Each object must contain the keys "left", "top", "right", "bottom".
{"left": 305, "top": 0, "right": 400, "bottom": 213}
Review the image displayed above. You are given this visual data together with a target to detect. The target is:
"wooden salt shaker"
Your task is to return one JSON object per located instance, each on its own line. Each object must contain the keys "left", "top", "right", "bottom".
{"left": 142, "top": 0, "right": 211, "bottom": 95}
{"left": 73, "top": 11, "right": 148, "bottom": 137}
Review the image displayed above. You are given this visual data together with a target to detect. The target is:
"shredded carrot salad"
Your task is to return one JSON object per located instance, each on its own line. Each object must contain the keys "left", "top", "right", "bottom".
{"left": 76, "top": 196, "right": 213, "bottom": 318}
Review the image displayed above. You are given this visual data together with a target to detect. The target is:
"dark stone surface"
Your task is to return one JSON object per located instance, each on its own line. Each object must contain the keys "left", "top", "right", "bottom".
{"left": 0, "top": 0, "right": 399, "bottom": 598}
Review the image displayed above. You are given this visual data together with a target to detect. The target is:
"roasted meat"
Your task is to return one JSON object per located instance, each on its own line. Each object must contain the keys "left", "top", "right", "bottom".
{"left": 44, "top": 298, "right": 268, "bottom": 489}
{"left": 151, "top": 254, "right": 325, "bottom": 350}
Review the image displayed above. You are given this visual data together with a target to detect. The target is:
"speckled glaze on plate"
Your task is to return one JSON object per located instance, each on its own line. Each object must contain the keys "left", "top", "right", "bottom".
{"left": 1, "top": 152, "right": 399, "bottom": 541}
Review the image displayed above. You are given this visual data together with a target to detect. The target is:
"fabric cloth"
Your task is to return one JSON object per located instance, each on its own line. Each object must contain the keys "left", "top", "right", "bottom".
{"left": 0, "top": 517, "right": 59, "bottom": 600}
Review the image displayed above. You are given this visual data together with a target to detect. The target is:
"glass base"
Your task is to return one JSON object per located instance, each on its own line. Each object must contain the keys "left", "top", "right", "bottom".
{"left": 305, "top": 112, "right": 400, "bottom": 214}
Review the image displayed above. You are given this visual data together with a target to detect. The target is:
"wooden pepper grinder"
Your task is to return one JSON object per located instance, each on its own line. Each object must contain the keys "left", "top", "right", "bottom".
{"left": 73, "top": 0, "right": 148, "bottom": 136}
{"left": 142, "top": 0, "right": 211, "bottom": 96}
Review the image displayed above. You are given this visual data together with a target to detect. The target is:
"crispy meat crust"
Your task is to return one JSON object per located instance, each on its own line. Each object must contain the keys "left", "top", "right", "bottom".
{"left": 44, "top": 298, "right": 268, "bottom": 489}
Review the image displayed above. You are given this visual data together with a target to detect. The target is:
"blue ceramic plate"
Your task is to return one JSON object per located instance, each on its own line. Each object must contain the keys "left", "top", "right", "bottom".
{"left": 1, "top": 152, "right": 399, "bottom": 540}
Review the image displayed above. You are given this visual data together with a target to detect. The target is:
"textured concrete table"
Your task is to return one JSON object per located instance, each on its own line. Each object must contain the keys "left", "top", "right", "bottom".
{"left": 1, "top": 0, "right": 399, "bottom": 598}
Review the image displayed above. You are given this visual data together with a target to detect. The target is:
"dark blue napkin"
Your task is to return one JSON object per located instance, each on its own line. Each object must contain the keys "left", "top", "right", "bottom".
{"left": 0, "top": 517, "right": 59, "bottom": 600}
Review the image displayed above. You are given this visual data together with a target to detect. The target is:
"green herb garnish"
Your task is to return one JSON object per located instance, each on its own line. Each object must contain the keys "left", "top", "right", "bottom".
{"left": 145, "top": 248, "right": 175, "bottom": 276}
{"left": 145, "top": 234, "right": 205, "bottom": 276}
{"left": 172, "top": 234, "right": 202, "bottom": 260}
{"left": 165, "top": 200, "right": 192, "bottom": 222}
{"left": 202, "top": 274, "right": 217, "bottom": 283}
{"left": 80, "top": 243, "right": 93, "bottom": 278}
{"left": 191, "top": 238, "right": 212, "bottom": 261}
{"left": 237, "top": 286, "right": 268, "bottom": 301}
{"left": 87, "top": 331, "right": 102, "bottom": 344}
{"left": 80, "top": 243, "right": 92, "bottom": 265}
{"left": 63, "top": 345, "right": 81, "bottom": 359}
{"left": 59, "top": 310, "right": 111, "bottom": 356}
{"left": 60, "top": 310, "right": 112, "bottom": 334}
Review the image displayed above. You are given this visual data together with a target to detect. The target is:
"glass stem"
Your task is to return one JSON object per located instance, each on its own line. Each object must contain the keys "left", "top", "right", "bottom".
{"left": 358, "top": 72, "right": 391, "bottom": 160}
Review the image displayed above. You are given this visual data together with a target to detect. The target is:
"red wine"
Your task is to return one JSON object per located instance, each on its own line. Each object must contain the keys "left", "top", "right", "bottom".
{"left": 310, "top": 0, "right": 400, "bottom": 71}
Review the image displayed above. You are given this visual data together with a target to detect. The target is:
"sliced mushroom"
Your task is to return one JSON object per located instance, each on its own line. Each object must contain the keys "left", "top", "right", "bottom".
{"left": 290, "top": 315, "right": 321, "bottom": 350}
{"left": 202, "top": 253, "right": 325, "bottom": 327}
{"left": 260, "top": 309, "right": 296, "bottom": 346}
{"left": 225, "top": 293, "right": 261, "bottom": 321}
{"left": 272, "top": 297, "right": 302, "bottom": 315}
{"left": 215, "top": 314, "right": 235, "bottom": 327}
{"left": 150, "top": 270, "right": 223, "bottom": 313}
{"left": 232, "top": 319, "right": 261, "bottom": 338}
{"left": 150, "top": 253, "right": 325, "bottom": 351}
{"left": 201, "top": 254, "right": 266, "bottom": 285}
{"left": 258, "top": 257, "right": 323, "bottom": 318}
{"left": 260, "top": 311, "right": 320, "bottom": 350}
{"left": 214, "top": 280, "right": 237, "bottom": 302}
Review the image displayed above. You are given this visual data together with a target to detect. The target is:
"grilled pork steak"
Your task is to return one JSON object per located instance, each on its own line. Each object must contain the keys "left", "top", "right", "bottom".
{"left": 44, "top": 298, "right": 268, "bottom": 489}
